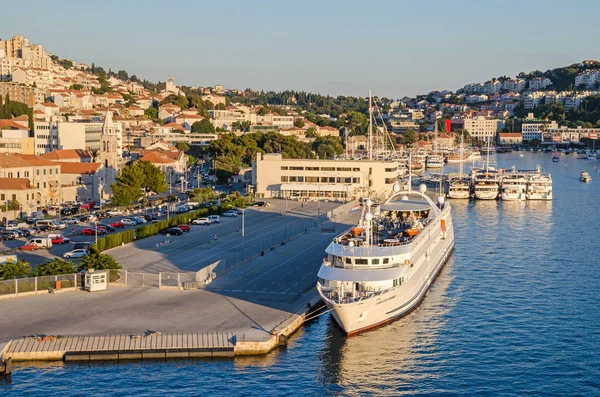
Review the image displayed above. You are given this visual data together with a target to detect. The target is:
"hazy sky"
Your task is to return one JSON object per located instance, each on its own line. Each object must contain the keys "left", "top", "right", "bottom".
{"left": 2, "top": 0, "right": 598, "bottom": 97}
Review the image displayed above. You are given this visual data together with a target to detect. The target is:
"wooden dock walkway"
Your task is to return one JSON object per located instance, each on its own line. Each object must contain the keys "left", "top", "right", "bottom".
{"left": 3, "top": 332, "right": 237, "bottom": 361}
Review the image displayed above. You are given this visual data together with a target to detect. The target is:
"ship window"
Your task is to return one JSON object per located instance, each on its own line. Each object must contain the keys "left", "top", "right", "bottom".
{"left": 372, "top": 258, "right": 380, "bottom": 264}
{"left": 345, "top": 257, "right": 351, "bottom": 264}
{"left": 355, "top": 259, "right": 368, "bottom": 265}
{"left": 383, "top": 258, "right": 389, "bottom": 264}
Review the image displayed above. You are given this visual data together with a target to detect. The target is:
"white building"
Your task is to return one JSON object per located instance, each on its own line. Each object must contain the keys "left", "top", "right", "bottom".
{"left": 502, "top": 78, "right": 527, "bottom": 92}
{"left": 528, "top": 77, "right": 552, "bottom": 90}
{"left": 252, "top": 153, "right": 404, "bottom": 200}
{"left": 462, "top": 116, "right": 505, "bottom": 143}
{"left": 522, "top": 91, "right": 546, "bottom": 109}
{"left": 521, "top": 121, "right": 558, "bottom": 142}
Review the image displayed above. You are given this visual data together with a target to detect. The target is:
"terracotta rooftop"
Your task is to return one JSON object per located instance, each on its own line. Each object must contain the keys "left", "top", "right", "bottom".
{"left": 0, "top": 120, "right": 28, "bottom": 130}
{"left": 0, "top": 178, "right": 32, "bottom": 190}
{"left": 60, "top": 162, "right": 101, "bottom": 174}
{"left": 41, "top": 149, "right": 91, "bottom": 161}
{"left": 138, "top": 151, "right": 175, "bottom": 164}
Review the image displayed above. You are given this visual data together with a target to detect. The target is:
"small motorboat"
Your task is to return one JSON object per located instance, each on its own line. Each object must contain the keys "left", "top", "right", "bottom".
{"left": 580, "top": 171, "right": 592, "bottom": 183}
{"left": 552, "top": 156, "right": 560, "bottom": 162}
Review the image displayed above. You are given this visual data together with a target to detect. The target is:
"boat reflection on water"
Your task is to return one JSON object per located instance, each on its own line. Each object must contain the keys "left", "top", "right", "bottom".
{"left": 318, "top": 259, "right": 456, "bottom": 396}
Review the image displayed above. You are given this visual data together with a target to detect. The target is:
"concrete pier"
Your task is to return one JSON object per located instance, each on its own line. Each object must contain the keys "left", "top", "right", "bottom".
{"left": 0, "top": 200, "right": 356, "bottom": 362}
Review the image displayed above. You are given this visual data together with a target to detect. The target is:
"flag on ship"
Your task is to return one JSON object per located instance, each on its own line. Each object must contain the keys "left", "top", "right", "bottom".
{"left": 349, "top": 204, "right": 360, "bottom": 212}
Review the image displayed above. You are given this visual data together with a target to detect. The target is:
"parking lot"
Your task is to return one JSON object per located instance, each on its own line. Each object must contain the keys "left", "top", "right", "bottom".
{"left": 1, "top": 199, "right": 342, "bottom": 269}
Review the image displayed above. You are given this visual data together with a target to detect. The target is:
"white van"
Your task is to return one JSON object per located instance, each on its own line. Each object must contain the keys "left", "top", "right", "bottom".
{"left": 35, "top": 219, "right": 59, "bottom": 229}
{"left": 208, "top": 215, "right": 220, "bottom": 224}
{"left": 26, "top": 237, "right": 53, "bottom": 249}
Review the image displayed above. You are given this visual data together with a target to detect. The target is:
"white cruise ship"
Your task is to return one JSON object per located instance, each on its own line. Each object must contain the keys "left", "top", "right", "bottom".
{"left": 317, "top": 184, "right": 455, "bottom": 335}
{"left": 526, "top": 172, "right": 552, "bottom": 200}
{"left": 501, "top": 172, "right": 528, "bottom": 201}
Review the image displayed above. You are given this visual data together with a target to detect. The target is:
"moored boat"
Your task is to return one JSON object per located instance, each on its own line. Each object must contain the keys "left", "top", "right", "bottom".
{"left": 580, "top": 171, "right": 592, "bottom": 183}
{"left": 317, "top": 184, "right": 455, "bottom": 335}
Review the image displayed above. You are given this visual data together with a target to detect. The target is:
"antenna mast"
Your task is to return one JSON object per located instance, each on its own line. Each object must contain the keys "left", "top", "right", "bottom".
{"left": 368, "top": 90, "right": 373, "bottom": 161}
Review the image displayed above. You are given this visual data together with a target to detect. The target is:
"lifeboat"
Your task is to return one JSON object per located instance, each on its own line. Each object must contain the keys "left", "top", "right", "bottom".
{"left": 351, "top": 227, "right": 363, "bottom": 237}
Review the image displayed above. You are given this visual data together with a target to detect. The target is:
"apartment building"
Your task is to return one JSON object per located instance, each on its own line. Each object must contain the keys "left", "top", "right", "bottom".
{"left": 0, "top": 153, "right": 62, "bottom": 208}
{"left": 0, "top": 82, "right": 38, "bottom": 106}
{"left": 252, "top": 153, "right": 403, "bottom": 200}
{"left": 528, "top": 78, "right": 552, "bottom": 90}
{"left": 462, "top": 116, "right": 505, "bottom": 143}
{"left": 521, "top": 121, "right": 558, "bottom": 141}
{"left": 0, "top": 35, "right": 50, "bottom": 69}
{"left": 502, "top": 78, "right": 527, "bottom": 92}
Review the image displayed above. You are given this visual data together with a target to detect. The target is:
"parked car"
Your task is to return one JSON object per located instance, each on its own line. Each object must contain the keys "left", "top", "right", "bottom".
{"left": 178, "top": 224, "right": 190, "bottom": 232}
{"left": 35, "top": 219, "right": 59, "bottom": 230}
{"left": 106, "top": 209, "right": 123, "bottom": 216}
{"left": 142, "top": 214, "right": 157, "bottom": 221}
{"left": 63, "top": 249, "right": 88, "bottom": 259}
{"left": 0, "top": 232, "right": 15, "bottom": 240}
{"left": 109, "top": 221, "right": 124, "bottom": 229}
{"left": 230, "top": 208, "right": 244, "bottom": 215}
{"left": 120, "top": 219, "right": 136, "bottom": 226}
{"left": 22, "top": 237, "right": 52, "bottom": 249}
{"left": 161, "top": 227, "right": 183, "bottom": 236}
{"left": 222, "top": 210, "right": 237, "bottom": 217}
{"left": 208, "top": 215, "right": 220, "bottom": 224}
{"left": 73, "top": 242, "right": 92, "bottom": 252}
{"left": 97, "top": 223, "right": 116, "bottom": 233}
{"left": 49, "top": 233, "right": 71, "bottom": 245}
{"left": 131, "top": 217, "right": 147, "bottom": 224}
{"left": 252, "top": 201, "right": 269, "bottom": 207}
{"left": 81, "top": 228, "right": 105, "bottom": 236}
{"left": 63, "top": 218, "right": 80, "bottom": 224}
{"left": 96, "top": 225, "right": 107, "bottom": 232}
{"left": 191, "top": 217, "right": 211, "bottom": 225}
{"left": 55, "top": 221, "right": 67, "bottom": 230}
{"left": 20, "top": 243, "right": 39, "bottom": 251}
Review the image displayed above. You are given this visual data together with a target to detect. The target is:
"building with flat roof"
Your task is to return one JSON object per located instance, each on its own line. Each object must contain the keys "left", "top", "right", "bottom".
{"left": 252, "top": 153, "right": 403, "bottom": 201}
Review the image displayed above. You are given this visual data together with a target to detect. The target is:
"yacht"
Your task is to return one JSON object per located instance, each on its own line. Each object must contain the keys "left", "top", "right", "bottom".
{"left": 472, "top": 169, "right": 500, "bottom": 200}
{"left": 501, "top": 172, "right": 528, "bottom": 201}
{"left": 552, "top": 156, "right": 560, "bottom": 162}
{"left": 526, "top": 173, "right": 553, "bottom": 200}
{"left": 445, "top": 152, "right": 469, "bottom": 164}
{"left": 447, "top": 176, "right": 471, "bottom": 199}
{"left": 426, "top": 154, "right": 444, "bottom": 169}
{"left": 317, "top": 184, "right": 455, "bottom": 335}
{"left": 580, "top": 171, "right": 592, "bottom": 183}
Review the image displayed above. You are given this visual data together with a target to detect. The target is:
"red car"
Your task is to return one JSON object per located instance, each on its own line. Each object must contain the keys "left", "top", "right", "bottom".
{"left": 50, "top": 235, "right": 70, "bottom": 244}
{"left": 21, "top": 243, "right": 39, "bottom": 251}
{"left": 96, "top": 225, "right": 106, "bottom": 232}
{"left": 109, "top": 221, "right": 124, "bottom": 229}
{"left": 80, "top": 202, "right": 94, "bottom": 210}
{"left": 178, "top": 224, "right": 190, "bottom": 232}
{"left": 81, "top": 228, "right": 104, "bottom": 236}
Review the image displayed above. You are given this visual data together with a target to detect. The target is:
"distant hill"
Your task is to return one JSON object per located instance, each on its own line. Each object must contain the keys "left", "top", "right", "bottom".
{"left": 515, "top": 60, "right": 600, "bottom": 91}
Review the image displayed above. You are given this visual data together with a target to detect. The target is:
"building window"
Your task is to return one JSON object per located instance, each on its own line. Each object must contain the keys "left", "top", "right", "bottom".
{"left": 289, "top": 166, "right": 304, "bottom": 171}
{"left": 321, "top": 167, "right": 335, "bottom": 171}
{"left": 37, "top": 183, "right": 39, "bottom": 188}
{"left": 7, "top": 172, "right": 12, "bottom": 178}
{"left": 297, "top": 176, "right": 304, "bottom": 182}
{"left": 56, "top": 168, "right": 59, "bottom": 174}
{"left": 352, "top": 177, "right": 360, "bottom": 184}
{"left": 306, "top": 167, "right": 319, "bottom": 171}
{"left": 289, "top": 176, "right": 297, "bottom": 182}
{"left": 16, "top": 172, "right": 20, "bottom": 178}
{"left": 11, "top": 194, "right": 16, "bottom": 201}
{"left": 50, "top": 169, "right": 53, "bottom": 175}
{"left": 0, "top": 194, "right": 4, "bottom": 200}
{"left": 280, "top": 166, "right": 288, "bottom": 170}
{"left": 43, "top": 169, "right": 46, "bottom": 175}
{"left": 336, "top": 167, "right": 351, "bottom": 172}
{"left": 352, "top": 168, "right": 360, "bottom": 171}
{"left": 44, "top": 182, "right": 46, "bottom": 188}
{"left": 305, "top": 176, "right": 319, "bottom": 183}
{"left": 281, "top": 176, "right": 289, "bottom": 182}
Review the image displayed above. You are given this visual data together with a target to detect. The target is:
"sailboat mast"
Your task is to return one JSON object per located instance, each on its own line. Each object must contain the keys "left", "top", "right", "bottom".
{"left": 368, "top": 90, "right": 373, "bottom": 161}
{"left": 460, "top": 134, "right": 464, "bottom": 177}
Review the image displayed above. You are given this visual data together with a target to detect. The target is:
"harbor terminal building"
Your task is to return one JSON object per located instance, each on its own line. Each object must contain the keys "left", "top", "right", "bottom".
{"left": 252, "top": 153, "right": 403, "bottom": 201}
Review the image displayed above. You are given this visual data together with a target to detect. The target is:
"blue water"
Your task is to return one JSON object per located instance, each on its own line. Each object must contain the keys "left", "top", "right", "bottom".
{"left": 2, "top": 153, "right": 600, "bottom": 396}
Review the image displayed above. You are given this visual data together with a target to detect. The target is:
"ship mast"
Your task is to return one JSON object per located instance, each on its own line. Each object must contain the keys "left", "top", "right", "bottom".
{"left": 368, "top": 90, "right": 373, "bottom": 161}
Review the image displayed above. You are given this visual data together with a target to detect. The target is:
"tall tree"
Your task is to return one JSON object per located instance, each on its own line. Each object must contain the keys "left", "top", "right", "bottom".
{"left": 137, "top": 160, "right": 168, "bottom": 195}
{"left": 0, "top": 260, "right": 32, "bottom": 279}
{"left": 191, "top": 119, "right": 215, "bottom": 134}
{"left": 4, "top": 94, "right": 10, "bottom": 118}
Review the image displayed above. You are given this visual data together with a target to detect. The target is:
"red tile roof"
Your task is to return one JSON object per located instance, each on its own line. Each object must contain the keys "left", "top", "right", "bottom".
{"left": 60, "top": 162, "right": 101, "bottom": 174}
{"left": 0, "top": 120, "right": 28, "bottom": 130}
{"left": 138, "top": 152, "right": 175, "bottom": 164}
{"left": 41, "top": 149, "right": 91, "bottom": 161}
{"left": 0, "top": 178, "right": 32, "bottom": 190}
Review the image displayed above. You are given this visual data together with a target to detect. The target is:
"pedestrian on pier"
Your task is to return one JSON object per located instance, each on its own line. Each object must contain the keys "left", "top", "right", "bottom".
{"left": 72, "top": 226, "right": 75, "bottom": 236}
{"left": 214, "top": 233, "right": 218, "bottom": 241}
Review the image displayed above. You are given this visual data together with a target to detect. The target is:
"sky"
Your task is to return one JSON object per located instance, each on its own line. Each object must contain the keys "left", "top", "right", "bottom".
{"left": 2, "top": 0, "right": 599, "bottom": 98}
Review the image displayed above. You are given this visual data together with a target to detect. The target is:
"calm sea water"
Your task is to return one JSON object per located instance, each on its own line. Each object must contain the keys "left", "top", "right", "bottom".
{"left": 2, "top": 152, "right": 600, "bottom": 397}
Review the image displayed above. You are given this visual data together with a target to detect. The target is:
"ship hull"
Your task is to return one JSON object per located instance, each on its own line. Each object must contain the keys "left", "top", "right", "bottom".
{"left": 320, "top": 226, "right": 455, "bottom": 335}
{"left": 474, "top": 190, "right": 498, "bottom": 200}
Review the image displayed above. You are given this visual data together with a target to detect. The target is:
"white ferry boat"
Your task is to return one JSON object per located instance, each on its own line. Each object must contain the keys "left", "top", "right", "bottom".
{"left": 426, "top": 154, "right": 444, "bottom": 169}
{"left": 500, "top": 172, "right": 528, "bottom": 201}
{"left": 317, "top": 184, "right": 455, "bottom": 335}
{"left": 472, "top": 169, "right": 500, "bottom": 200}
{"left": 447, "top": 176, "right": 471, "bottom": 199}
{"left": 526, "top": 173, "right": 553, "bottom": 200}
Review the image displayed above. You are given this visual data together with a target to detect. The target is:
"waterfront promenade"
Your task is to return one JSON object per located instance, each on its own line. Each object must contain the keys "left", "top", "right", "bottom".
{"left": 0, "top": 200, "right": 359, "bottom": 359}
